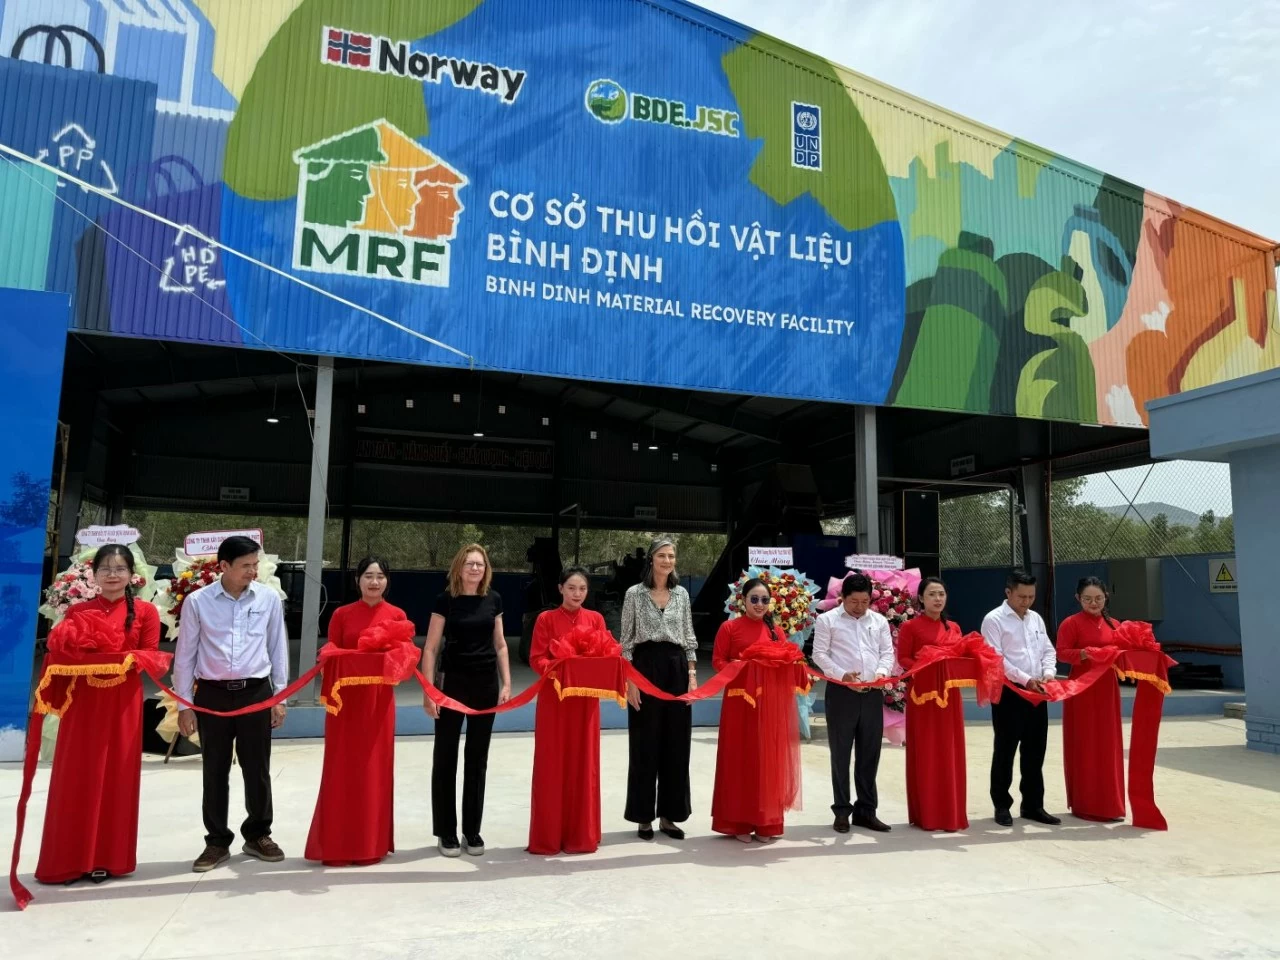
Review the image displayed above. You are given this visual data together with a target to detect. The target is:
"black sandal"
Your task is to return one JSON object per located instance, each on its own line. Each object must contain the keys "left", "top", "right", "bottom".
{"left": 89, "top": 869, "right": 109, "bottom": 884}
{"left": 637, "top": 825, "right": 655, "bottom": 841}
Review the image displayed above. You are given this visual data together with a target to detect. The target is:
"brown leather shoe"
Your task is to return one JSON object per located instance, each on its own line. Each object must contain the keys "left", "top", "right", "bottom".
{"left": 192, "top": 845, "right": 229, "bottom": 873}
{"left": 242, "top": 836, "right": 285, "bottom": 862}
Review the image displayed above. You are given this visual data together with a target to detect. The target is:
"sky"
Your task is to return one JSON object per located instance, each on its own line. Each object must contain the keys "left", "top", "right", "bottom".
{"left": 698, "top": 0, "right": 1266, "bottom": 514}
{"left": 696, "top": 0, "right": 1280, "bottom": 239}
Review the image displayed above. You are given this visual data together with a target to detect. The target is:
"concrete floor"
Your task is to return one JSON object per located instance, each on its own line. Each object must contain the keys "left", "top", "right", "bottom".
{"left": 2, "top": 716, "right": 1278, "bottom": 959}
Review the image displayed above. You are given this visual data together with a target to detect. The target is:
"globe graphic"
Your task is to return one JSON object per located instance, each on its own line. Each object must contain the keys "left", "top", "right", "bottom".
{"left": 587, "top": 80, "right": 627, "bottom": 123}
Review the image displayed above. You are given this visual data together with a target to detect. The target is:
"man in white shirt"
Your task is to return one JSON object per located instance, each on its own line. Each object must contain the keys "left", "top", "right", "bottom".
{"left": 981, "top": 570, "right": 1062, "bottom": 827}
{"left": 175, "top": 536, "right": 290, "bottom": 872}
{"left": 813, "top": 573, "right": 895, "bottom": 833}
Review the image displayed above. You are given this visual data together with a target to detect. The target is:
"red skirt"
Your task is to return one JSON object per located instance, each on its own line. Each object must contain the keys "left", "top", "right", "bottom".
{"left": 1063, "top": 667, "right": 1125, "bottom": 820}
{"left": 528, "top": 688, "right": 602, "bottom": 854}
{"left": 711, "top": 666, "right": 801, "bottom": 837}
{"left": 36, "top": 673, "right": 144, "bottom": 883}
{"left": 305, "top": 659, "right": 396, "bottom": 865}
{"left": 905, "top": 663, "right": 968, "bottom": 832}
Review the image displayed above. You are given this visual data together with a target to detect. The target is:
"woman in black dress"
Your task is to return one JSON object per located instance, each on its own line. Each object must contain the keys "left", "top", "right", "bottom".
{"left": 422, "top": 543, "right": 511, "bottom": 857}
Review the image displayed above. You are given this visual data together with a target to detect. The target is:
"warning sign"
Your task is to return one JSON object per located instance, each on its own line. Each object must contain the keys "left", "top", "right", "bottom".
{"left": 1209, "top": 558, "right": 1238, "bottom": 593}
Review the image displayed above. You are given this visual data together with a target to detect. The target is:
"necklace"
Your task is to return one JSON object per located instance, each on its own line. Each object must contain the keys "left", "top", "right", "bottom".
{"left": 562, "top": 606, "right": 583, "bottom": 625}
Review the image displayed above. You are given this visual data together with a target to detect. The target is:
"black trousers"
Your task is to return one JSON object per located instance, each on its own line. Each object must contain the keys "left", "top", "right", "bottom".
{"left": 625, "top": 642, "right": 692, "bottom": 824}
{"left": 825, "top": 684, "right": 883, "bottom": 818}
{"left": 990, "top": 694, "right": 1049, "bottom": 812}
{"left": 432, "top": 667, "right": 499, "bottom": 838}
{"left": 194, "top": 678, "right": 274, "bottom": 848}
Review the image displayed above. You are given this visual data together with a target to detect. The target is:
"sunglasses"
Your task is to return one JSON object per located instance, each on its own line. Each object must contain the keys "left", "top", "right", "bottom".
{"left": 746, "top": 596, "right": 770, "bottom": 606}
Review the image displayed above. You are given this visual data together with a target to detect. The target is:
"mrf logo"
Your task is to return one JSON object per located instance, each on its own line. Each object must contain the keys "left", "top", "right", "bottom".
{"left": 292, "top": 120, "right": 467, "bottom": 287}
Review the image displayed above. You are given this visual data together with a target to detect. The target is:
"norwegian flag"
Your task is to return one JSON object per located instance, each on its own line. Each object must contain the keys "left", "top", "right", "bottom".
{"left": 326, "top": 28, "right": 372, "bottom": 68}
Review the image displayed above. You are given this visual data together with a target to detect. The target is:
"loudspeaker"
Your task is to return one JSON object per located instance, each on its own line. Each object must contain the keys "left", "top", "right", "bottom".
{"left": 900, "top": 490, "right": 940, "bottom": 556}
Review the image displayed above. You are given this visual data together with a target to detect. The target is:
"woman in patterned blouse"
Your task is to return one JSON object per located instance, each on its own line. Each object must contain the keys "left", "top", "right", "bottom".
{"left": 621, "top": 538, "right": 698, "bottom": 841}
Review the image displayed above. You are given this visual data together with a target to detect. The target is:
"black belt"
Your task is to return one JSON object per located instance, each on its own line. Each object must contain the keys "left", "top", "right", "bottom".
{"left": 198, "top": 677, "right": 268, "bottom": 691}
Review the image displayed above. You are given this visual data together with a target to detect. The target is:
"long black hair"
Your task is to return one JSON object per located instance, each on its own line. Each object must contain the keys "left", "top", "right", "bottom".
{"left": 92, "top": 543, "right": 136, "bottom": 634}
{"left": 1076, "top": 576, "right": 1116, "bottom": 628}
{"left": 917, "top": 576, "right": 950, "bottom": 628}
{"left": 355, "top": 555, "right": 391, "bottom": 598}
{"left": 741, "top": 577, "right": 776, "bottom": 632}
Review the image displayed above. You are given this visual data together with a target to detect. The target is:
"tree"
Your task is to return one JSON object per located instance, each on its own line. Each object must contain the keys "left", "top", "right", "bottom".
{"left": 1, "top": 472, "right": 48, "bottom": 527}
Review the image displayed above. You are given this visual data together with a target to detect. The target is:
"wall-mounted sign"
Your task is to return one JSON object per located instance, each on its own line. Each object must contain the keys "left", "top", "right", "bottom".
{"left": 219, "top": 486, "right": 251, "bottom": 502}
{"left": 185, "top": 528, "right": 264, "bottom": 558}
{"left": 1209, "top": 558, "right": 1237, "bottom": 593}
{"left": 950, "top": 454, "right": 976, "bottom": 477}
{"left": 749, "top": 546, "right": 793, "bottom": 567}
{"left": 75, "top": 524, "right": 140, "bottom": 548}
{"left": 634, "top": 506, "right": 658, "bottom": 520}
{"left": 354, "top": 428, "right": 553, "bottom": 475}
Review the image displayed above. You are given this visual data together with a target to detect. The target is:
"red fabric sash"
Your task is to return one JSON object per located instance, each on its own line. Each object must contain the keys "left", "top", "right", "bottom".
{"left": 12, "top": 649, "right": 174, "bottom": 911}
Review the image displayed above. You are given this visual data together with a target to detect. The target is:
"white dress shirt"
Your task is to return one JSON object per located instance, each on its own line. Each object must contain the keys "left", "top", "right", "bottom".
{"left": 981, "top": 601, "right": 1058, "bottom": 686}
{"left": 812, "top": 606, "right": 895, "bottom": 681}
{"left": 174, "top": 580, "right": 290, "bottom": 701}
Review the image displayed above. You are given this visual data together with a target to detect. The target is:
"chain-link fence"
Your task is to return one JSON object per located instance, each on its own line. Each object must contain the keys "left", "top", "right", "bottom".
{"left": 122, "top": 509, "right": 344, "bottom": 565}
{"left": 940, "top": 490, "right": 1023, "bottom": 569}
{"left": 560, "top": 529, "right": 726, "bottom": 578}
{"left": 1050, "top": 461, "right": 1233, "bottom": 562}
{"left": 348, "top": 520, "right": 549, "bottom": 571}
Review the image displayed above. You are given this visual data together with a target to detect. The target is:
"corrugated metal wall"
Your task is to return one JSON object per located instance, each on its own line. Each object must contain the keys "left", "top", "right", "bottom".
{"left": 1, "top": 0, "right": 1275, "bottom": 429}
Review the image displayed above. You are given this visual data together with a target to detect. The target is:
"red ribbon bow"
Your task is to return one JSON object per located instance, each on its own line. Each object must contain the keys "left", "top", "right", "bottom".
{"left": 46, "top": 610, "right": 128, "bottom": 655}
{"left": 548, "top": 622, "right": 622, "bottom": 660}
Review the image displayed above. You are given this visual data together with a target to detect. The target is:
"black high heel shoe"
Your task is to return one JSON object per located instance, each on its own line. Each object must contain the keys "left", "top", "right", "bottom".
{"left": 659, "top": 823, "right": 685, "bottom": 840}
{"left": 637, "top": 824, "right": 655, "bottom": 841}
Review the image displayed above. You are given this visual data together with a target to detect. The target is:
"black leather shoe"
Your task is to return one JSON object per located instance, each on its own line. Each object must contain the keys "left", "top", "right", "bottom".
{"left": 994, "top": 809, "right": 1013, "bottom": 827}
{"left": 853, "top": 813, "right": 892, "bottom": 833}
{"left": 659, "top": 823, "right": 685, "bottom": 840}
{"left": 1021, "top": 809, "right": 1062, "bottom": 825}
{"left": 833, "top": 814, "right": 850, "bottom": 834}
{"left": 637, "top": 825, "right": 655, "bottom": 841}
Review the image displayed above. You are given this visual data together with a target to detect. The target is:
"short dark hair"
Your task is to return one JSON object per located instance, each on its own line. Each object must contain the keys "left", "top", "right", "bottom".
{"left": 1006, "top": 569, "right": 1036, "bottom": 589}
{"left": 218, "top": 535, "right": 261, "bottom": 565}
{"left": 559, "top": 565, "right": 591, "bottom": 587}
{"left": 841, "top": 573, "right": 873, "bottom": 598}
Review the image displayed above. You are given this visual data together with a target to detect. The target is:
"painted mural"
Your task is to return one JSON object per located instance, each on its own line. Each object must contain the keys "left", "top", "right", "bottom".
{"left": 0, "top": 0, "right": 1275, "bottom": 427}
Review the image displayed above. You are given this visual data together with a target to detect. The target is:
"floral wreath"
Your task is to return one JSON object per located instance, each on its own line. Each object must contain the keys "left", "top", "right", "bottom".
{"left": 39, "top": 542, "right": 158, "bottom": 626}
{"left": 152, "top": 548, "right": 288, "bottom": 632}
{"left": 724, "top": 566, "right": 819, "bottom": 638}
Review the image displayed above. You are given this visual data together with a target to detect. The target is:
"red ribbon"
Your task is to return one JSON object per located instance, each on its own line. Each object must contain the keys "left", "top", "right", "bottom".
{"left": 14, "top": 627, "right": 1177, "bottom": 907}
{"left": 11, "top": 650, "right": 174, "bottom": 911}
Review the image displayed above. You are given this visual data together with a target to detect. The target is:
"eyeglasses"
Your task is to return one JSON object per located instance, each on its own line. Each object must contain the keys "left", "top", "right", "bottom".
{"left": 746, "top": 596, "right": 770, "bottom": 606}
{"left": 463, "top": 561, "right": 486, "bottom": 569}
{"left": 97, "top": 567, "right": 131, "bottom": 576}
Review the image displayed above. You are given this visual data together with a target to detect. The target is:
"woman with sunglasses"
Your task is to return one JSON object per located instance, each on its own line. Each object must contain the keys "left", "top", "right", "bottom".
{"left": 896, "top": 577, "right": 967, "bottom": 832}
{"left": 422, "top": 544, "right": 512, "bottom": 857}
{"left": 1057, "top": 576, "right": 1125, "bottom": 822}
{"left": 710, "top": 578, "right": 806, "bottom": 842}
{"left": 35, "top": 544, "right": 160, "bottom": 885}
